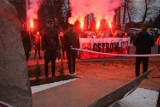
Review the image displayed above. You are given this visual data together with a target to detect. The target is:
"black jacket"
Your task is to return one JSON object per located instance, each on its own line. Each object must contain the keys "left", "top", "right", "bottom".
{"left": 42, "top": 27, "right": 60, "bottom": 51}
{"left": 21, "top": 31, "right": 31, "bottom": 53}
{"left": 64, "top": 31, "right": 80, "bottom": 51}
{"left": 133, "top": 31, "right": 155, "bottom": 54}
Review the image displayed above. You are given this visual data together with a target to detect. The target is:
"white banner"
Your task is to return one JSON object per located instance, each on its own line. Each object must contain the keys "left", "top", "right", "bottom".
{"left": 79, "top": 37, "right": 130, "bottom": 48}
{"left": 78, "top": 37, "right": 130, "bottom": 59}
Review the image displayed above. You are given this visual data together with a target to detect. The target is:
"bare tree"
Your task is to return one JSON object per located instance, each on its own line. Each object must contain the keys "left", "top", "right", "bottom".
{"left": 123, "top": 0, "right": 127, "bottom": 23}
{"left": 122, "top": 0, "right": 135, "bottom": 23}
{"left": 8, "top": 0, "right": 26, "bottom": 19}
{"left": 126, "top": 0, "right": 132, "bottom": 23}
{"left": 38, "top": 0, "right": 66, "bottom": 28}
{"left": 142, "top": 0, "right": 152, "bottom": 22}
{"left": 154, "top": 12, "right": 160, "bottom": 28}
{"left": 123, "top": 0, "right": 157, "bottom": 23}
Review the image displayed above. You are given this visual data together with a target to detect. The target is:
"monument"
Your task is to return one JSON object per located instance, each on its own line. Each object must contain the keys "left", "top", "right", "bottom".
{"left": 0, "top": 0, "right": 32, "bottom": 106}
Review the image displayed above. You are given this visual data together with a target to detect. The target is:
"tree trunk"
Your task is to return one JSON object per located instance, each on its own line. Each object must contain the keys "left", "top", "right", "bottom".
{"left": 123, "top": 0, "right": 127, "bottom": 23}
{"left": 126, "top": 1, "right": 132, "bottom": 23}
{"left": 142, "top": 3, "right": 148, "bottom": 22}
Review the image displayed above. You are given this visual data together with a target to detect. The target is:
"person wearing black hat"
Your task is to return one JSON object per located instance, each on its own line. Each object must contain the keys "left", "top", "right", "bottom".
{"left": 133, "top": 27, "right": 155, "bottom": 77}
{"left": 42, "top": 19, "right": 60, "bottom": 78}
{"left": 64, "top": 25, "right": 80, "bottom": 76}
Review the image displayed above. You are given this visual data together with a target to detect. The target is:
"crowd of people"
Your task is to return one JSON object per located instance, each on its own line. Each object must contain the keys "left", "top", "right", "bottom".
{"left": 20, "top": 19, "right": 160, "bottom": 78}
{"left": 20, "top": 19, "right": 79, "bottom": 78}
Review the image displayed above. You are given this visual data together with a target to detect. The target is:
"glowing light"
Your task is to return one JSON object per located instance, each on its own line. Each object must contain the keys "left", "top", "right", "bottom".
{"left": 108, "top": 21, "right": 112, "bottom": 28}
{"left": 69, "top": 20, "right": 75, "bottom": 25}
{"left": 96, "top": 21, "right": 100, "bottom": 30}
{"left": 69, "top": 0, "right": 120, "bottom": 30}
{"left": 30, "top": 19, "right": 34, "bottom": 29}
{"left": 36, "top": 31, "right": 40, "bottom": 35}
{"left": 80, "top": 21, "right": 84, "bottom": 29}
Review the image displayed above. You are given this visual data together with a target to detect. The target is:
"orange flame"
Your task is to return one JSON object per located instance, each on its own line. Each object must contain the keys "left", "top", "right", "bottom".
{"left": 96, "top": 21, "right": 100, "bottom": 30}
{"left": 108, "top": 21, "right": 112, "bottom": 28}
{"left": 30, "top": 19, "right": 34, "bottom": 29}
{"left": 69, "top": 20, "right": 75, "bottom": 25}
{"left": 80, "top": 21, "right": 84, "bottom": 29}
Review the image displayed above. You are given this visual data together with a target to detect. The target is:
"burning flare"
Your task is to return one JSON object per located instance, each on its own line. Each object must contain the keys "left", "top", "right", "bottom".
{"left": 108, "top": 21, "right": 112, "bottom": 28}
{"left": 80, "top": 21, "right": 84, "bottom": 29}
{"left": 27, "top": 0, "right": 43, "bottom": 31}
{"left": 96, "top": 21, "right": 100, "bottom": 30}
{"left": 30, "top": 19, "right": 34, "bottom": 29}
{"left": 69, "top": 0, "right": 120, "bottom": 28}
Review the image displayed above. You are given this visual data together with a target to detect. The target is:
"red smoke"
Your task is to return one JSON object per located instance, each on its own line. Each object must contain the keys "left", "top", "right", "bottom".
{"left": 69, "top": 0, "right": 120, "bottom": 25}
{"left": 27, "top": 0, "right": 43, "bottom": 20}
{"left": 27, "top": 0, "right": 43, "bottom": 30}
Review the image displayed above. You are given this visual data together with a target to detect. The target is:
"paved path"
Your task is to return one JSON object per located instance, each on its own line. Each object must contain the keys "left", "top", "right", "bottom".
{"left": 29, "top": 45, "right": 160, "bottom": 107}
{"left": 32, "top": 76, "right": 128, "bottom": 107}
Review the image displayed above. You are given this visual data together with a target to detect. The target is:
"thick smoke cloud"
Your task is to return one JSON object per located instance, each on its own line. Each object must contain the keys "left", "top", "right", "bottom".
{"left": 27, "top": 0, "right": 43, "bottom": 20}
{"left": 69, "top": 0, "right": 120, "bottom": 23}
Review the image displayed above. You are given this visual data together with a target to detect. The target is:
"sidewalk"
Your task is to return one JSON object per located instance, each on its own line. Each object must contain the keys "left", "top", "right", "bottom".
{"left": 29, "top": 60, "right": 160, "bottom": 107}
{"left": 32, "top": 74, "right": 129, "bottom": 107}
{"left": 29, "top": 46, "right": 160, "bottom": 107}
{"left": 31, "top": 65, "right": 159, "bottom": 107}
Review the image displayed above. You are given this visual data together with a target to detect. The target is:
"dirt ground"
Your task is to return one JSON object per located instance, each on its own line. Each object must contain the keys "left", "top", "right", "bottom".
{"left": 28, "top": 58, "right": 160, "bottom": 90}
{"left": 75, "top": 58, "right": 160, "bottom": 91}
{"left": 28, "top": 45, "right": 160, "bottom": 90}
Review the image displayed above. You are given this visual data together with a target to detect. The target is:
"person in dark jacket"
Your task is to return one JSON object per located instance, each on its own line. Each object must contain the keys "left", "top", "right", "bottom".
{"left": 42, "top": 19, "right": 60, "bottom": 78}
{"left": 20, "top": 21, "right": 31, "bottom": 61}
{"left": 133, "top": 27, "right": 155, "bottom": 77}
{"left": 64, "top": 25, "right": 80, "bottom": 76}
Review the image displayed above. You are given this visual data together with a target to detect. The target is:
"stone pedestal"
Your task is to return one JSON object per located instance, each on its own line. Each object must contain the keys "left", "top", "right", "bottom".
{"left": 0, "top": 0, "right": 32, "bottom": 107}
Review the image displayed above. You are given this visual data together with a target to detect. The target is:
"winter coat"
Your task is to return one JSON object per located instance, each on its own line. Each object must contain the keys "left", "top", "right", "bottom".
{"left": 42, "top": 27, "right": 60, "bottom": 51}
{"left": 64, "top": 31, "right": 80, "bottom": 51}
{"left": 21, "top": 31, "right": 31, "bottom": 61}
{"left": 133, "top": 31, "right": 155, "bottom": 54}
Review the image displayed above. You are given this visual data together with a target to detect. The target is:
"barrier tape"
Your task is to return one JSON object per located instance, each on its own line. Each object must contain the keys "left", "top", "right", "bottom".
{"left": 71, "top": 48, "right": 160, "bottom": 57}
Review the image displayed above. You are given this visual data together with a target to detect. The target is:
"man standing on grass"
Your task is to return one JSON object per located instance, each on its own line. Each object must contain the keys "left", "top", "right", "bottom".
{"left": 133, "top": 27, "right": 155, "bottom": 77}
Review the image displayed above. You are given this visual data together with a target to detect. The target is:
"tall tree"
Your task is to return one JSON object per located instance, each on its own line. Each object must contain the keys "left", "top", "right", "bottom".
{"left": 154, "top": 12, "right": 160, "bottom": 28}
{"left": 126, "top": 0, "right": 132, "bottom": 23}
{"left": 8, "top": 0, "right": 26, "bottom": 19}
{"left": 67, "top": 0, "right": 72, "bottom": 24}
{"left": 122, "top": 0, "right": 134, "bottom": 23}
{"left": 123, "top": 0, "right": 127, "bottom": 23}
{"left": 38, "top": 0, "right": 66, "bottom": 28}
{"left": 122, "top": 0, "right": 156, "bottom": 23}
{"left": 142, "top": 0, "right": 152, "bottom": 22}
